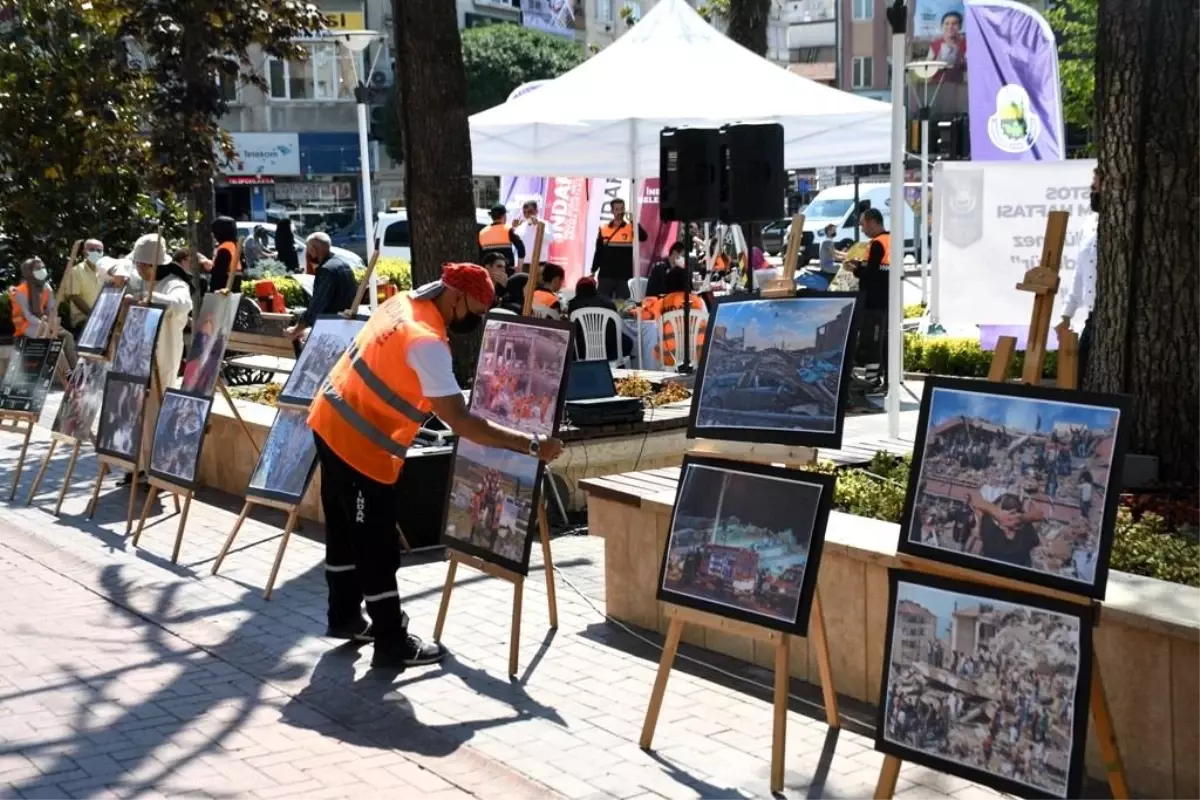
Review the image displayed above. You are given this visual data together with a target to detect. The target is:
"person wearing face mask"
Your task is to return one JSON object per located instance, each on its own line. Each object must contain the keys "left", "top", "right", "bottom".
{"left": 796, "top": 224, "right": 844, "bottom": 291}
{"left": 645, "top": 242, "right": 686, "bottom": 298}
{"left": 307, "top": 263, "right": 566, "bottom": 670}
{"left": 12, "top": 258, "right": 80, "bottom": 370}
{"left": 57, "top": 239, "right": 106, "bottom": 342}
{"left": 285, "top": 232, "right": 357, "bottom": 356}
{"left": 1058, "top": 169, "right": 1100, "bottom": 385}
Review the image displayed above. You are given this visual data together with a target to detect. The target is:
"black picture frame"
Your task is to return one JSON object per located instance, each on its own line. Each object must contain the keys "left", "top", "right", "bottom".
{"left": 76, "top": 285, "right": 125, "bottom": 356}
{"left": 147, "top": 390, "right": 214, "bottom": 491}
{"left": 245, "top": 407, "right": 320, "bottom": 506}
{"left": 440, "top": 312, "right": 574, "bottom": 576}
{"left": 899, "top": 377, "right": 1131, "bottom": 600}
{"left": 277, "top": 314, "right": 368, "bottom": 408}
{"left": 875, "top": 568, "right": 1095, "bottom": 800}
{"left": 95, "top": 373, "right": 148, "bottom": 463}
{"left": 686, "top": 293, "right": 861, "bottom": 449}
{"left": 110, "top": 302, "right": 168, "bottom": 386}
{"left": 654, "top": 454, "right": 836, "bottom": 636}
{"left": 0, "top": 336, "right": 64, "bottom": 414}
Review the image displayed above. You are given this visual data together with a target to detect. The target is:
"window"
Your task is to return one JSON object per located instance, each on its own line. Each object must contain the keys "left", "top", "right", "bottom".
{"left": 268, "top": 42, "right": 357, "bottom": 101}
{"left": 596, "top": 0, "right": 613, "bottom": 23}
{"left": 852, "top": 0, "right": 873, "bottom": 21}
{"left": 852, "top": 56, "right": 873, "bottom": 89}
{"left": 382, "top": 220, "right": 410, "bottom": 247}
{"left": 217, "top": 72, "right": 240, "bottom": 104}
{"left": 886, "top": 56, "right": 892, "bottom": 89}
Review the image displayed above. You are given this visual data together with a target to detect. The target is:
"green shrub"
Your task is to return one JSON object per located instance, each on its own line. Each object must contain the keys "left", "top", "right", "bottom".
{"left": 903, "top": 303, "right": 926, "bottom": 319}
{"left": 354, "top": 257, "right": 413, "bottom": 293}
{"left": 813, "top": 451, "right": 1199, "bottom": 588}
{"left": 239, "top": 275, "right": 305, "bottom": 307}
{"left": 904, "top": 333, "right": 1058, "bottom": 380}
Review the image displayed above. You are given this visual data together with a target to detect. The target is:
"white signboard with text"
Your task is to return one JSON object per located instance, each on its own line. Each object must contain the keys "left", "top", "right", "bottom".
{"left": 934, "top": 159, "right": 1096, "bottom": 331}
{"left": 228, "top": 133, "right": 301, "bottom": 176}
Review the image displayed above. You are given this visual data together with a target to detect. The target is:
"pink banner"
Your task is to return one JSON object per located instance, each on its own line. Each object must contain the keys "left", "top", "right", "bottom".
{"left": 545, "top": 177, "right": 590, "bottom": 287}
{"left": 638, "top": 178, "right": 677, "bottom": 274}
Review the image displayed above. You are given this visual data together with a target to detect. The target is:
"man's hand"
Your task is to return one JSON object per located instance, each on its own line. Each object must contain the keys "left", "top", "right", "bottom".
{"left": 537, "top": 437, "right": 564, "bottom": 462}
{"left": 285, "top": 324, "right": 306, "bottom": 342}
{"left": 121, "top": 293, "right": 136, "bottom": 307}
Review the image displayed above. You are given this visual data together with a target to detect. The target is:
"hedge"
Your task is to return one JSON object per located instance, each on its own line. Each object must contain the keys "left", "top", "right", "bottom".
{"left": 904, "top": 333, "right": 1059, "bottom": 380}
{"left": 817, "top": 452, "right": 1200, "bottom": 587}
{"left": 239, "top": 257, "right": 413, "bottom": 309}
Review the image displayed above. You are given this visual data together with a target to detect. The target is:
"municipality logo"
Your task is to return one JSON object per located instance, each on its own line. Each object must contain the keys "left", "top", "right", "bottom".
{"left": 987, "top": 84, "right": 1042, "bottom": 153}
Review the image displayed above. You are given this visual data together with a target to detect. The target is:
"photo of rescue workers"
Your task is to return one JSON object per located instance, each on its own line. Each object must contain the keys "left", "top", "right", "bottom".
{"left": 469, "top": 316, "right": 572, "bottom": 439}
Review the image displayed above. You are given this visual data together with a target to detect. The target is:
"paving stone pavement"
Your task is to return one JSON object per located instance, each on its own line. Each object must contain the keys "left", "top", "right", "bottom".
{"left": 0, "top": 394, "right": 1014, "bottom": 800}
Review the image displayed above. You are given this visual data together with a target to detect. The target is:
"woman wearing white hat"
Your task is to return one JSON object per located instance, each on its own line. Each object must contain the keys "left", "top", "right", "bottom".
{"left": 120, "top": 233, "right": 194, "bottom": 484}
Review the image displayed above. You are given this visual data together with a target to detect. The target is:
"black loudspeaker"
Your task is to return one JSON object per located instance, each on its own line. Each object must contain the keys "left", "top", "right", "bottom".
{"left": 718, "top": 123, "right": 785, "bottom": 223}
{"left": 660, "top": 127, "right": 720, "bottom": 222}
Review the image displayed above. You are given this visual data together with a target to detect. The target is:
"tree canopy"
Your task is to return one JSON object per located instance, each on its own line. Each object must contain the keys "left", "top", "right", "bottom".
{"left": 1045, "top": 0, "right": 1097, "bottom": 146}
{"left": 461, "top": 24, "right": 585, "bottom": 115}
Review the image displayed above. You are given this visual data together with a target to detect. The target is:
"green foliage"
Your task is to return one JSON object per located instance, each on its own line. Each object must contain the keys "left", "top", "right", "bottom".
{"left": 903, "top": 303, "right": 927, "bottom": 319}
{"left": 815, "top": 452, "right": 1199, "bottom": 587}
{"left": 904, "top": 333, "right": 1059, "bottom": 380}
{"left": 240, "top": 275, "right": 304, "bottom": 307}
{"left": 697, "top": 0, "right": 730, "bottom": 22}
{"left": 1045, "top": 0, "right": 1097, "bottom": 149}
{"left": 461, "top": 24, "right": 585, "bottom": 115}
{"left": 375, "top": 258, "right": 413, "bottom": 292}
{"left": 0, "top": 1, "right": 181, "bottom": 286}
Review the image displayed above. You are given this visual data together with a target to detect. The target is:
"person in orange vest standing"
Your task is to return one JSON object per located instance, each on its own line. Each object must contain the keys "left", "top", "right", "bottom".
{"left": 308, "top": 263, "right": 564, "bottom": 670}
{"left": 591, "top": 198, "right": 648, "bottom": 301}
{"left": 478, "top": 204, "right": 525, "bottom": 267}
{"left": 846, "top": 207, "right": 891, "bottom": 393}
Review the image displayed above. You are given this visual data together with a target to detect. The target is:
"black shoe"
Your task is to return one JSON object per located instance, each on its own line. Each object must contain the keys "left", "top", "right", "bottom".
{"left": 371, "top": 633, "right": 446, "bottom": 670}
{"left": 325, "top": 619, "right": 374, "bottom": 642}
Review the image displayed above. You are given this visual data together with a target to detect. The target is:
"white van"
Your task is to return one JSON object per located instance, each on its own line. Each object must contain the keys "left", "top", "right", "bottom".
{"left": 374, "top": 208, "right": 495, "bottom": 262}
{"left": 798, "top": 183, "right": 924, "bottom": 263}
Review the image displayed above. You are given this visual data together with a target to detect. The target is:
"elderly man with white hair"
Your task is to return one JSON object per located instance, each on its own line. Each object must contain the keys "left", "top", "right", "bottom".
{"left": 284, "top": 231, "right": 358, "bottom": 352}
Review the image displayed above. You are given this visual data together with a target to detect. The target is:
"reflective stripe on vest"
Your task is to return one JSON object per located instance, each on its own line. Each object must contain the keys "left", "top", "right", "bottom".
{"left": 601, "top": 222, "right": 634, "bottom": 246}
{"left": 872, "top": 232, "right": 891, "bottom": 267}
{"left": 344, "top": 341, "right": 427, "bottom": 424}
{"left": 319, "top": 382, "right": 410, "bottom": 459}
{"left": 478, "top": 223, "right": 510, "bottom": 248}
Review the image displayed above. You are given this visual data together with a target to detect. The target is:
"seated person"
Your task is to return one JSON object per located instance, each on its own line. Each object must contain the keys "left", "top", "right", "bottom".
{"left": 481, "top": 252, "right": 509, "bottom": 308}
{"left": 796, "top": 223, "right": 844, "bottom": 291}
{"left": 637, "top": 267, "right": 706, "bottom": 368}
{"left": 645, "top": 242, "right": 685, "bottom": 298}
{"left": 567, "top": 276, "right": 634, "bottom": 361}
{"left": 499, "top": 273, "right": 529, "bottom": 314}
{"left": 531, "top": 262, "right": 567, "bottom": 319}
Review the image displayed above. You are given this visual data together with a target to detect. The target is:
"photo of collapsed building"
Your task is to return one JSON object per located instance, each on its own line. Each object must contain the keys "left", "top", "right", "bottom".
{"left": 471, "top": 318, "right": 570, "bottom": 439}
{"left": 660, "top": 460, "right": 826, "bottom": 628}
{"left": 694, "top": 296, "right": 856, "bottom": 436}
{"left": 881, "top": 575, "right": 1089, "bottom": 798}
{"left": 444, "top": 439, "right": 540, "bottom": 570}
{"left": 907, "top": 384, "right": 1122, "bottom": 591}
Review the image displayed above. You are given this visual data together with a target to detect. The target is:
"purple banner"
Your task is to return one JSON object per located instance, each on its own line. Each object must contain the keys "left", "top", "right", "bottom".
{"left": 965, "top": 0, "right": 1065, "bottom": 161}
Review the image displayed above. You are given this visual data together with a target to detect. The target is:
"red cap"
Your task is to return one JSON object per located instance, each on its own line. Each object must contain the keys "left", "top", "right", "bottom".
{"left": 441, "top": 262, "right": 495, "bottom": 307}
{"left": 576, "top": 276, "right": 597, "bottom": 290}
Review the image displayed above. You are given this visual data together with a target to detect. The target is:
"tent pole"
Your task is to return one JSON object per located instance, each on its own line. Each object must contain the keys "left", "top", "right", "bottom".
{"left": 886, "top": 1, "right": 907, "bottom": 439}
{"left": 930, "top": 162, "right": 942, "bottom": 327}
{"left": 630, "top": 119, "right": 643, "bottom": 371}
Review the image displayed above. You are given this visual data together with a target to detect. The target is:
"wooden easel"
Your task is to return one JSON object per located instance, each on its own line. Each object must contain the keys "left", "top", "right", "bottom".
{"left": 210, "top": 250, "right": 394, "bottom": 598}
{"left": 3, "top": 410, "right": 40, "bottom": 501}
{"left": 638, "top": 280, "right": 840, "bottom": 795}
{"left": 432, "top": 222, "right": 563, "bottom": 676}
{"left": 26, "top": 430, "right": 84, "bottom": 516}
{"left": 873, "top": 212, "right": 1128, "bottom": 799}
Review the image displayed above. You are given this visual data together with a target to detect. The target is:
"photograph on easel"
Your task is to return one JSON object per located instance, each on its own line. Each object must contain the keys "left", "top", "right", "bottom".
{"left": 0, "top": 337, "right": 64, "bottom": 413}
{"left": 111, "top": 303, "right": 166, "bottom": 383}
{"left": 469, "top": 315, "right": 573, "bottom": 438}
{"left": 278, "top": 316, "right": 367, "bottom": 407}
{"left": 246, "top": 408, "right": 319, "bottom": 503}
{"left": 148, "top": 391, "right": 213, "bottom": 489}
{"left": 76, "top": 285, "right": 124, "bottom": 355}
{"left": 52, "top": 358, "right": 109, "bottom": 441}
{"left": 96, "top": 374, "right": 147, "bottom": 461}
{"left": 687, "top": 294, "right": 860, "bottom": 449}
{"left": 876, "top": 569, "right": 1094, "bottom": 800}
{"left": 443, "top": 440, "right": 543, "bottom": 575}
{"left": 655, "top": 455, "right": 835, "bottom": 635}
{"left": 181, "top": 292, "right": 240, "bottom": 396}
{"left": 901, "top": 378, "right": 1130, "bottom": 599}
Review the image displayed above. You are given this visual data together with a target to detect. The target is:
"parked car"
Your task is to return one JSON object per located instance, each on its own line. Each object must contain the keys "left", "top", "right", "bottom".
{"left": 234, "top": 222, "right": 364, "bottom": 270}
{"left": 374, "top": 208, "right": 495, "bottom": 263}
{"left": 760, "top": 218, "right": 793, "bottom": 256}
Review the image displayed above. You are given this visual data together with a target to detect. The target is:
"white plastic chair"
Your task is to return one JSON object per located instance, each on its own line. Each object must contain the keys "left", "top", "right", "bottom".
{"left": 531, "top": 303, "right": 561, "bottom": 320}
{"left": 627, "top": 277, "right": 648, "bottom": 302}
{"left": 490, "top": 308, "right": 518, "bottom": 315}
{"left": 658, "top": 306, "right": 708, "bottom": 370}
{"left": 569, "top": 307, "right": 630, "bottom": 367}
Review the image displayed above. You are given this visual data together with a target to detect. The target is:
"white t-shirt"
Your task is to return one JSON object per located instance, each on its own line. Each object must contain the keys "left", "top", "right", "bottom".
{"left": 515, "top": 218, "right": 554, "bottom": 264}
{"left": 406, "top": 339, "right": 462, "bottom": 398}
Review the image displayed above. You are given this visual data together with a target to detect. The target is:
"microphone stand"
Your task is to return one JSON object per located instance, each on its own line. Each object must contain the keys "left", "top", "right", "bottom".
{"left": 678, "top": 219, "right": 694, "bottom": 374}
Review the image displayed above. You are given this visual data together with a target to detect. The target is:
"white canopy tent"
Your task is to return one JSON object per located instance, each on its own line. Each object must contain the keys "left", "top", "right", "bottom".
{"left": 469, "top": 0, "right": 892, "bottom": 177}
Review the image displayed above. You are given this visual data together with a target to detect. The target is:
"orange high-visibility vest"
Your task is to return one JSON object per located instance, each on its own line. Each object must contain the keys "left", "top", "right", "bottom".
{"left": 308, "top": 293, "right": 447, "bottom": 483}
{"left": 478, "top": 223, "right": 511, "bottom": 249}
{"left": 600, "top": 220, "right": 635, "bottom": 247}
{"left": 10, "top": 283, "right": 50, "bottom": 338}
{"left": 872, "top": 232, "right": 891, "bottom": 267}
{"left": 532, "top": 289, "right": 560, "bottom": 310}
{"left": 641, "top": 293, "right": 707, "bottom": 367}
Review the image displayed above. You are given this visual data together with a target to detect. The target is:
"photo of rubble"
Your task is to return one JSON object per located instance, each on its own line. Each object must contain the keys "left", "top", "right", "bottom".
{"left": 878, "top": 571, "right": 1092, "bottom": 799}
{"left": 690, "top": 295, "right": 858, "bottom": 448}
{"left": 443, "top": 439, "right": 541, "bottom": 574}
{"left": 470, "top": 316, "right": 571, "bottom": 439}
{"left": 657, "top": 455, "right": 834, "bottom": 634}
{"left": 279, "top": 316, "right": 366, "bottom": 407}
{"left": 903, "top": 379, "right": 1127, "bottom": 598}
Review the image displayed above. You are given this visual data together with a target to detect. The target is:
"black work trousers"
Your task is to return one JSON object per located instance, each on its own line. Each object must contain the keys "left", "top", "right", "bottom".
{"left": 314, "top": 434, "right": 408, "bottom": 641}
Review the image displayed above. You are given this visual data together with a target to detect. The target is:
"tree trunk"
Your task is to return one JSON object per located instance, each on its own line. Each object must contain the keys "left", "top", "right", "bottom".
{"left": 1089, "top": 0, "right": 1198, "bottom": 486}
{"left": 392, "top": 0, "right": 478, "bottom": 287}
{"left": 726, "top": 0, "right": 771, "bottom": 55}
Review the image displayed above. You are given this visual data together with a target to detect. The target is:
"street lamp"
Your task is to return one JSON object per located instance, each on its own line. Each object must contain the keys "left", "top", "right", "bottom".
{"left": 333, "top": 29, "right": 384, "bottom": 309}
{"left": 906, "top": 60, "right": 946, "bottom": 321}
